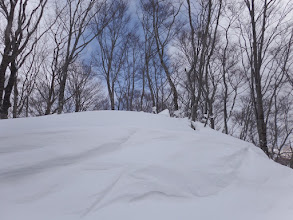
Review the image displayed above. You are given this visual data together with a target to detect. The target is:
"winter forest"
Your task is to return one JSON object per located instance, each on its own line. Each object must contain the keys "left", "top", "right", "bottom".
{"left": 1, "top": 0, "right": 293, "bottom": 167}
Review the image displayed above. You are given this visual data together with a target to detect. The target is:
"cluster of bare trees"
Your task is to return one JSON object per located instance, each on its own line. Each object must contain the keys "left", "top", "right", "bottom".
{"left": 178, "top": 0, "right": 293, "bottom": 165}
{"left": 1, "top": 0, "right": 293, "bottom": 167}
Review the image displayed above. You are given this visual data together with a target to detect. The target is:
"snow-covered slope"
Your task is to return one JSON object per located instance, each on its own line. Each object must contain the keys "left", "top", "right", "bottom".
{"left": 1, "top": 111, "right": 293, "bottom": 220}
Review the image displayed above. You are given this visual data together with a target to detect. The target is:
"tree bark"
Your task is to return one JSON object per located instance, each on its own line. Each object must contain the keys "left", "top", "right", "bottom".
{"left": 0, "top": 61, "right": 17, "bottom": 119}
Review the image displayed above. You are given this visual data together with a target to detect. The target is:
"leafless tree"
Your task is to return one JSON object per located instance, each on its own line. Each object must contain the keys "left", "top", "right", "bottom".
{"left": 55, "top": 0, "right": 111, "bottom": 114}
{"left": 181, "top": 0, "right": 223, "bottom": 128}
{"left": 11, "top": 45, "right": 44, "bottom": 118}
{"left": 64, "top": 61, "right": 106, "bottom": 112}
{"left": 93, "top": 0, "right": 131, "bottom": 110}
{"left": 238, "top": 0, "right": 293, "bottom": 156}
{"left": 140, "top": 0, "right": 182, "bottom": 112}
{"left": 137, "top": 3, "right": 157, "bottom": 110}
{"left": 0, "top": 0, "right": 48, "bottom": 119}
{"left": 115, "top": 33, "right": 142, "bottom": 111}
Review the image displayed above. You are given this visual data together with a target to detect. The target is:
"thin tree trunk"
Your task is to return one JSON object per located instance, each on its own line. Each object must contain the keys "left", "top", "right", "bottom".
{"left": 248, "top": 0, "right": 269, "bottom": 156}
{"left": 0, "top": 55, "right": 11, "bottom": 106}
{"left": 13, "top": 77, "right": 18, "bottom": 118}
{"left": 57, "top": 63, "right": 70, "bottom": 114}
{"left": 0, "top": 61, "right": 17, "bottom": 119}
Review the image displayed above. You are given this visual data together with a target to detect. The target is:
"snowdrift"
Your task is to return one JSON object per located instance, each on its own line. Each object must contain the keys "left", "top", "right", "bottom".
{"left": 1, "top": 111, "right": 293, "bottom": 220}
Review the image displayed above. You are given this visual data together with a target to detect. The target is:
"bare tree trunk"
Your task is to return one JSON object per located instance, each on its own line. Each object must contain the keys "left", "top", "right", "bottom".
{"left": 158, "top": 57, "right": 179, "bottom": 111}
{"left": 45, "top": 75, "right": 56, "bottom": 115}
{"left": 245, "top": 0, "right": 269, "bottom": 156}
{"left": 151, "top": 0, "right": 181, "bottom": 111}
{"left": 110, "top": 83, "right": 115, "bottom": 110}
{"left": 145, "top": 59, "right": 156, "bottom": 108}
{"left": 0, "top": 55, "right": 11, "bottom": 106}
{"left": 1, "top": 61, "right": 17, "bottom": 119}
{"left": 140, "top": 68, "right": 145, "bottom": 111}
{"left": 13, "top": 77, "right": 18, "bottom": 118}
{"left": 25, "top": 96, "right": 29, "bottom": 117}
{"left": 58, "top": 63, "right": 70, "bottom": 114}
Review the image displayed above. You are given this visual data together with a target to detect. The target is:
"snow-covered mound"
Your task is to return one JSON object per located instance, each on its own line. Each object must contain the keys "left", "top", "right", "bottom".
{"left": 1, "top": 111, "right": 293, "bottom": 220}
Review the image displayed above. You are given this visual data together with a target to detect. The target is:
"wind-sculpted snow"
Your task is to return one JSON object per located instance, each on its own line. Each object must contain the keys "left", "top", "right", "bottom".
{"left": 1, "top": 111, "right": 293, "bottom": 220}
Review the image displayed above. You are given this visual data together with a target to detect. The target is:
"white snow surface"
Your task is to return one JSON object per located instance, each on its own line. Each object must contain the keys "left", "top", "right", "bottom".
{"left": 158, "top": 109, "right": 170, "bottom": 117}
{"left": 1, "top": 111, "right": 293, "bottom": 220}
